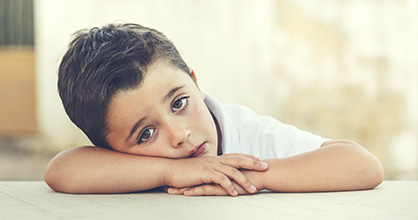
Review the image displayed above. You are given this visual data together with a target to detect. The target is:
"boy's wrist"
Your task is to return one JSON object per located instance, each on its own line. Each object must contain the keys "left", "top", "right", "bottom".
{"left": 241, "top": 169, "right": 266, "bottom": 191}
{"left": 162, "top": 158, "right": 176, "bottom": 186}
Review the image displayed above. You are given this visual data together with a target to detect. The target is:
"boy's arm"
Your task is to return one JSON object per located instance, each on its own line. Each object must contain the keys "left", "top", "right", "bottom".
{"left": 168, "top": 140, "right": 384, "bottom": 195}
{"left": 44, "top": 146, "right": 267, "bottom": 195}
{"left": 256, "top": 140, "right": 384, "bottom": 192}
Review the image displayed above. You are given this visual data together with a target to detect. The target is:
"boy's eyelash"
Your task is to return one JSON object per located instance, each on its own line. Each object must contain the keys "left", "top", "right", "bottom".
{"left": 137, "top": 127, "right": 155, "bottom": 145}
{"left": 172, "top": 96, "right": 190, "bottom": 111}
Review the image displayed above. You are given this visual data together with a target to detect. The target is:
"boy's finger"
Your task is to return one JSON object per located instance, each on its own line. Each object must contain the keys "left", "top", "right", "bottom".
{"left": 184, "top": 185, "right": 228, "bottom": 196}
{"left": 167, "top": 187, "right": 189, "bottom": 195}
{"left": 220, "top": 153, "right": 260, "bottom": 161}
{"left": 214, "top": 165, "right": 258, "bottom": 194}
{"left": 208, "top": 171, "right": 238, "bottom": 196}
{"left": 219, "top": 156, "right": 268, "bottom": 171}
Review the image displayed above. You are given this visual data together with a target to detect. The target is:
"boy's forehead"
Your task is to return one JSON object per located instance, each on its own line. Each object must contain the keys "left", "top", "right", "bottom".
{"left": 110, "top": 61, "right": 193, "bottom": 109}
{"left": 146, "top": 60, "right": 187, "bottom": 76}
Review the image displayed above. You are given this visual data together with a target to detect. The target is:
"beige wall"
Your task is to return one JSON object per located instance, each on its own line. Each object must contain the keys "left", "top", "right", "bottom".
{"left": 273, "top": 0, "right": 418, "bottom": 179}
{"left": 35, "top": 0, "right": 418, "bottom": 179}
{"left": 0, "top": 49, "right": 37, "bottom": 135}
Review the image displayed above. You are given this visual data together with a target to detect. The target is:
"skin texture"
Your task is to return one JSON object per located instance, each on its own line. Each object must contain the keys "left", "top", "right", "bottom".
{"left": 45, "top": 61, "right": 384, "bottom": 196}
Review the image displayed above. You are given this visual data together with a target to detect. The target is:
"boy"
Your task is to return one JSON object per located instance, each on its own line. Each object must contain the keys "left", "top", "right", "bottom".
{"left": 45, "top": 23, "right": 384, "bottom": 196}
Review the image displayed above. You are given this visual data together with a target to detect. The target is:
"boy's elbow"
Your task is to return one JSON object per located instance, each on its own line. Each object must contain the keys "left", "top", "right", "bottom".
{"left": 44, "top": 158, "right": 78, "bottom": 194}
{"left": 44, "top": 161, "right": 67, "bottom": 193}
{"left": 44, "top": 166, "right": 60, "bottom": 192}
{"left": 367, "top": 157, "right": 385, "bottom": 189}
{"left": 44, "top": 146, "right": 97, "bottom": 194}
{"left": 328, "top": 140, "right": 385, "bottom": 189}
{"left": 351, "top": 141, "right": 385, "bottom": 189}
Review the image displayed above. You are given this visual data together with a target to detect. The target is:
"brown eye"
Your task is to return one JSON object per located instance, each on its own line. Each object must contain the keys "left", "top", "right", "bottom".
{"left": 137, "top": 128, "right": 154, "bottom": 145}
{"left": 172, "top": 97, "right": 188, "bottom": 111}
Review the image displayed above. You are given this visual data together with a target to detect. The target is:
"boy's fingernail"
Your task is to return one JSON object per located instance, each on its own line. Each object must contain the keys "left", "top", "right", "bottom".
{"left": 260, "top": 162, "right": 268, "bottom": 168}
{"left": 168, "top": 188, "right": 174, "bottom": 193}
{"left": 233, "top": 190, "right": 238, "bottom": 196}
{"left": 250, "top": 185, "right": 257, "bottom": 193}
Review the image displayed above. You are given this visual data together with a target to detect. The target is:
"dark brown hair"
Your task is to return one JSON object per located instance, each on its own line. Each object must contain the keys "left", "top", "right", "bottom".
{"left": 58, "top": 23, "right": 190, "bottom": 149}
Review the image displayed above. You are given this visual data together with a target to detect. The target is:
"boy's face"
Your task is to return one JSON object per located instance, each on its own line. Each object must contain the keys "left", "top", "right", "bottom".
{"left": 106, "top": 61, "right": 219, "bottom": 158}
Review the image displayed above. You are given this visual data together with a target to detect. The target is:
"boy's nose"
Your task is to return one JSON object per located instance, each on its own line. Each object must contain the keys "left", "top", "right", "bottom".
{"left": 167, "top": 124, "right": 191, "bottom": 148}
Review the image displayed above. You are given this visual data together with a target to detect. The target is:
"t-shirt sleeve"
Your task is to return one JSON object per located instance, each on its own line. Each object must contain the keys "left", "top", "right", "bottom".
{"left": 225, "top": 105, "right": 327, "bottom": 160}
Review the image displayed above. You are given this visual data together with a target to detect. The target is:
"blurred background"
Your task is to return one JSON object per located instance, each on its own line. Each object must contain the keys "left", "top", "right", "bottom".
{"left": 1, "top": 0, "right": 417, "bottom": 181}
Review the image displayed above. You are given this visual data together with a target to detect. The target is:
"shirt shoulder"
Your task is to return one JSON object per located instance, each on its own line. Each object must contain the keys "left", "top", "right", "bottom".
{"left": 204, "top": 92, "right": 327, "bottom": 159}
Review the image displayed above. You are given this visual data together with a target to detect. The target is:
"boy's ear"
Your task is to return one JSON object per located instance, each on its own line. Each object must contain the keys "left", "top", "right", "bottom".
{"left": 190, "top": 68, "right": 198, "bottom": 84}
{"left": 189, "top": 68, "right": 205, "bottom": 99}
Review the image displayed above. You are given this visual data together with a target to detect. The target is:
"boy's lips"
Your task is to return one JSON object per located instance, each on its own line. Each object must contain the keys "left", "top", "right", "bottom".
{"left": 188, "top": 143, "right": 206, "bottom": 158}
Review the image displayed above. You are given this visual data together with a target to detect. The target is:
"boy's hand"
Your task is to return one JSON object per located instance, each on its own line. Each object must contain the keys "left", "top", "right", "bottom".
{"left": 165, "top": 153, "right": 268, "bottom": 196}
{"left": 167, "top": 182, "right": 252, "bottom": 196}
{"left": 167, "top": 167, "right": 265, "bottom": 196}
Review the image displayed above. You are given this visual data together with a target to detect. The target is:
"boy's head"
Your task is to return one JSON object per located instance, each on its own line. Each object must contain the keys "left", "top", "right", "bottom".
{"left": 58, "top": 23, "right": 192, "bottom": 149}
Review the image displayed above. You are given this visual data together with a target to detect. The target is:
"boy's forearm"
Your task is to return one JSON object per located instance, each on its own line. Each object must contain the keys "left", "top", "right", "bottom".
{"left": 45, "top": 146, "right": 171, "bottom": 194}
{"left": 45, "top": 147, "right": 268, "bottom": 195}
{"left": 244, "top": 140, "right": 384, "bottom": 192}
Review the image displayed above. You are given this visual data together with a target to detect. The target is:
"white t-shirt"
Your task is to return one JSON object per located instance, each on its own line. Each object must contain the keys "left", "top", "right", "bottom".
{"left": 204, "top": 92, "right": 327, "bottom": 160}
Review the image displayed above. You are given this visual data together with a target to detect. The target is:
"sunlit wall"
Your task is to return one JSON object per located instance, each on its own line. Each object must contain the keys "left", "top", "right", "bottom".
{"left": 35, "top": 0, "right": 418, "bottom": 179}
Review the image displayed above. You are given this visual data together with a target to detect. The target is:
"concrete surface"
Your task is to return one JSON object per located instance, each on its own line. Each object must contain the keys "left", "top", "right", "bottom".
{"left": 0, "top": 181, "right": 417, "bottom": 220}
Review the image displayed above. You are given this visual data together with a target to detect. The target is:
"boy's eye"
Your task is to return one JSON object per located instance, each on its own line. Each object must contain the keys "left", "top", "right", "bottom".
{"left": 137, "top": 128, "right": 155, "bottom": 145}
{"left": 172, "top": 96, "right": 189, "bottom": 111}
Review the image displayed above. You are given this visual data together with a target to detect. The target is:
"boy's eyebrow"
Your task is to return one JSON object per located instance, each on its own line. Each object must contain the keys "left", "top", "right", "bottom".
{"left": 126, "top": 117, "right": 147, "bottom": 142}
{"left": 126, "top": 85, "right": 186, "bottom": 142}
{"left": 163, "top": 85, "right": 185, "bottom": 103}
